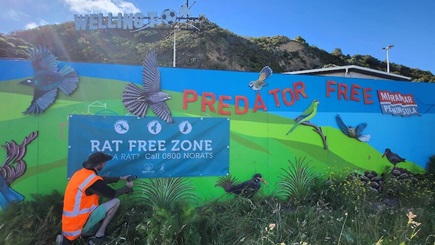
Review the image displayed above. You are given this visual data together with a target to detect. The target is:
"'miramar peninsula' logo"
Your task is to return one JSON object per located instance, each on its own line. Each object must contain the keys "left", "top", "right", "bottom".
{"left": 377, "top": 90, "right": 418, "bottom": 117}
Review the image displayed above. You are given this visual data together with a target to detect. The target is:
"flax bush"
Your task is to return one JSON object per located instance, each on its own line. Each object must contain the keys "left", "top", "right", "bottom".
{"left": 130, "top": 177, "right": 200, "bottom": 245}
{"left": 275, "top": 157, "right": 318, "bottom": 205}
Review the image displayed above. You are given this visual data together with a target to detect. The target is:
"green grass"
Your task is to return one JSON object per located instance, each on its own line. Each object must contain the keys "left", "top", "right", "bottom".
{"left": 2, "top": 169, "right": 435, "bottom": 245}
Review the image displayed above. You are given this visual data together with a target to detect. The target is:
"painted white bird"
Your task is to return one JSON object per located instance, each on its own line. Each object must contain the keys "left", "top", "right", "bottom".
{"left": 122, "top": 51, "right": 173, "bottom": 123}
{"left": 248, "top": 66, "right": 273, "bottom": 92}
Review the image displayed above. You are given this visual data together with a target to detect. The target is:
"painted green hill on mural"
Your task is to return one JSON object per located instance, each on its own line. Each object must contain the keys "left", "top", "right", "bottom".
{"left": 0, "top": 77, "right": 422, "bottom": 202}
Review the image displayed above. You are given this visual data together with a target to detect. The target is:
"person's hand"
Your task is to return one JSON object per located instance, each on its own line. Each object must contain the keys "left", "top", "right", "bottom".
{"left": 120, "top": 175, "right": 131, "bottom": 181}
{"left": 126, "top": 181, "right": 134, "bottom": 188}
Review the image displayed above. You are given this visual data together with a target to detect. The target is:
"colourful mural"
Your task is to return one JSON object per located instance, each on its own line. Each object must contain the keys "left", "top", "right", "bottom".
{"left": 1, "top": 47, "right": 435, "bottom": 208}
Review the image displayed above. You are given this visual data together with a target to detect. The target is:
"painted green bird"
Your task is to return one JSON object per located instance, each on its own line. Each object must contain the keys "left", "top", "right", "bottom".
{"left": 286, "top": 100, "right": 320, "bottom": 135}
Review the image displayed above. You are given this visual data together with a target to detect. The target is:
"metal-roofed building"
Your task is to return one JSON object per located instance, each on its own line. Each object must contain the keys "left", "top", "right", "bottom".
{"left": 283, "top": 65, "right": 411, "bottom": 81}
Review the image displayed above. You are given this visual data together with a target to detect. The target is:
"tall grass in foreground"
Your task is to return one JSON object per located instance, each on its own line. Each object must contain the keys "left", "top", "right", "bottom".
{"left": 2, "top": 160, "right": 435, "bottom": 244}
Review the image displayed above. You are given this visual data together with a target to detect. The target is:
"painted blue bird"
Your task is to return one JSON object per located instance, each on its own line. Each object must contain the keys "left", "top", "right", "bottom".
{"left": 249, "top": 66, "right": 273, "bottom": 92}
{"left": 20, "top": 46, "right": 79, "bottom": 115}
{"left": 286, "top": 100, "right": 320, "bottom": 135}
{"left": 336, "top": 114, "right": 370, "bottom": 142}
{"left": 122, "top": 51, "right": 173, "bottom": 123}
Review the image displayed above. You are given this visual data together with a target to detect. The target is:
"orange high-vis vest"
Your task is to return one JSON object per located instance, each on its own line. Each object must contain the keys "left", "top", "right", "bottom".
{"left": 61, "top": 168, "right": 103, "bottom": 240}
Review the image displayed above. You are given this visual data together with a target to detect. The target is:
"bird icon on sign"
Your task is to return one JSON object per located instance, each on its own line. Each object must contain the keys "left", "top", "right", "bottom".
{"left": 147, "top": 120, "right": 161, "bottom": 134}
{"left": 179, "top": 121, "right": 192, "bottom": 134}
{"left": 122, "top": 51, "right": 173, "bottom": 123}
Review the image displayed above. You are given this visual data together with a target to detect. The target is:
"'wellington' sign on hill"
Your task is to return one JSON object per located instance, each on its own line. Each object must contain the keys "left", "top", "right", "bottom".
{"left": 74, "top": 5, "right": 199, "bottom": 31}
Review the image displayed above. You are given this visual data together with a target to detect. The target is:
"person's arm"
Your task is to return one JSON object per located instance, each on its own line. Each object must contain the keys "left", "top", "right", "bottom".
{"left": 103, "top": 175, "right": 134, "bottom": 184}
{"left": 102, "top": 176, "right": 120, "bottom": 184}
{"left": 86, "top": 180, "right": 132, "bottom": 199}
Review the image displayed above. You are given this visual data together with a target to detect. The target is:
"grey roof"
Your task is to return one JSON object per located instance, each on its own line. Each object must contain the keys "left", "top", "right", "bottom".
{"left": 283, "top": 65, "right": 411, "bottom": 81}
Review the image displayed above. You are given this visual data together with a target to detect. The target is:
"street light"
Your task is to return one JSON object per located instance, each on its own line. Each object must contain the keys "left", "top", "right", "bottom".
{"left": 382, "top": 44, "right": 394, "bottom": 73}
{"left": 173, "top": 24, "right": 179, "bottom": 67}
{"left": 172, "top": 22, "right": 200, "bottom": 68}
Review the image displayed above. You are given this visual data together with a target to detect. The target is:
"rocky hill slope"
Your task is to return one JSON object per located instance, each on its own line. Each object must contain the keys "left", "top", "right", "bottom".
{"left": 0, "top": 18, "right": 434, "bottom": 82}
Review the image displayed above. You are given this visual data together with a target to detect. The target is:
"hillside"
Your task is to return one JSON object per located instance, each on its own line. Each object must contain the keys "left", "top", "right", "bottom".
{"left": 0, "top": 18, "right": 434, "bottom": 82}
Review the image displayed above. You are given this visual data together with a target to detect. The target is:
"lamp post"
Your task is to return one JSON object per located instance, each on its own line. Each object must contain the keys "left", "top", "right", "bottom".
{"left": 382, "top": 44, "right": 394, "bottom": 73}
{"left": 173, "top": 24, "right": 179, "bottom": 67}
{"left": 172, "top": 23, "right": 200, "bottom": 68}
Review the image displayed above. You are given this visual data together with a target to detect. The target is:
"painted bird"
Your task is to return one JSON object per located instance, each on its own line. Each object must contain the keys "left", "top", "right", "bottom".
{"left": 215, "top": 173, "right": 268, "bottom": 198}
{"left": 335, "top": 114, "right": 370, "bottom": 142}
{"left": 248, "top": 66, "right": 273, "bottom": 92}
{"left": 122, "top": 51, "right": 173, "bottom": 123}
{"left": 20, "top": 46, "right": 79, "bottom": 115}
{"left": 286, "top": 100, "right": 320, "bottom": 135}
{"left": 382, "top": 148, "right": 406, "bottom": 170}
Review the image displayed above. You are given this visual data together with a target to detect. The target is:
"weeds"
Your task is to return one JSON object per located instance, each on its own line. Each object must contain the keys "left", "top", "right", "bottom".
{"left": 0, "top": 191, "right": 62, "bottom": 245}
{"left": 2, "top": 164, "right": 435, "bottom": 244}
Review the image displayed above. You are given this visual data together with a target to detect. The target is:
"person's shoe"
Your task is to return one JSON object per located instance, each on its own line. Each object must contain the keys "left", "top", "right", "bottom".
{"left": 55, "top": 235, "right": 63, "bottom": 245}
{"left": 87, "top": 235, "right": 110, "bottom": 245}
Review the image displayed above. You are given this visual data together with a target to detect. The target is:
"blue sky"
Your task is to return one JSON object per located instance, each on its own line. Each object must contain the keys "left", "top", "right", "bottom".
{"left": 1, "top": 0, "right": 434, "bottom": 74}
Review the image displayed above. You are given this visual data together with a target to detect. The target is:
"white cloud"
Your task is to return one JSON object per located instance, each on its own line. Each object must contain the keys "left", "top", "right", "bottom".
{"left": 25, "top": 19, "right": 49, "bottom": 30}
{"left": 64, "top": 0, "right": 140, "bottom": 14}
{"left": 24, "top": 22, "right": 38, "bottom": 30}
{"left": 4, "top": 9, "right": 30, "bottom": 21}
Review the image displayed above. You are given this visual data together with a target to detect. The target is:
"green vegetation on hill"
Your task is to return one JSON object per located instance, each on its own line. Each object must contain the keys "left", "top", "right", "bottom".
{"left": 1, "top": 18, "right": 434, "bottom": 82}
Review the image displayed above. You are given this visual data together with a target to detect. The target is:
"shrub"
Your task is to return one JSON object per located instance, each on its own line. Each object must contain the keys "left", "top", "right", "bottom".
{"left": 274, "top": 157, "right": 318, "bottom": 205}
{"left": 425, "top": 155, "right": 435, "bottom": 178}
{"left": 130, "top": 178, "right": 200, "bottom": 244}
{"left": 0, "top": 191, "right": 63, "bottom": 245}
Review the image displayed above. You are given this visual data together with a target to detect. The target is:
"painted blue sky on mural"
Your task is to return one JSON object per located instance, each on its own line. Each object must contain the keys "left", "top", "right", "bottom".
{"left": 2, "top": 58, "right": 435, "bottom": 168}
{"left": 1, "top": 0, "right": 434, "bottom": 74}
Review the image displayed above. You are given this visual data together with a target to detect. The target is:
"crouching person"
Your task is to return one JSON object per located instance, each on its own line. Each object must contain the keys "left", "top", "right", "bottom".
{"left": 56, "top": 152, "right": 134, "bottom": 245}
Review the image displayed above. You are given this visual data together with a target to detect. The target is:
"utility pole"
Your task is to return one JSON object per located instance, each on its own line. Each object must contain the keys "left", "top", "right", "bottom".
{"left": 172, "top": 0, "right": 199, "bottom": 67}
{"left": 382, "top": 45, "right": 394, "bottom": 73}
{"left": 173, "top": 24, "right": 179, "bottom": 67}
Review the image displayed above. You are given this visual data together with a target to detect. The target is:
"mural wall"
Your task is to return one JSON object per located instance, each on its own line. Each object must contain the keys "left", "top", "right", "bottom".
{"left": 1, "top": 48, "right": 435, "bottom": 208}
